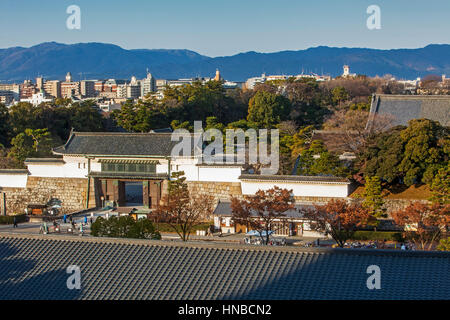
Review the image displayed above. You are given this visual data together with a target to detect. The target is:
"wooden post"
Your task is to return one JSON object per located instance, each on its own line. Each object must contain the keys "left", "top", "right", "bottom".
{"left": 1, "top": 193, "right": 6, "bottom": 216}
{"left": 113, "top": 180, "right": 120, "bottom": 206}
{"left": 142, "top": 180, "right": 150, "bottom": 208}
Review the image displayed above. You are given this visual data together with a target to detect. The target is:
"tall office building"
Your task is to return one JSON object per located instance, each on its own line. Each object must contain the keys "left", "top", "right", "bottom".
{"left": 80, "top": 80, "right": 96, "bottom": 98}
{"left": 140, "top": 71, "right": 156, "bottom": 97}
{"left": 43, "top": 80, "right": 61, "bottom": 98}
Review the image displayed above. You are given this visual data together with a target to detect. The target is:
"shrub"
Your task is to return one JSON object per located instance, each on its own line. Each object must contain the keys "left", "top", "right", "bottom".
{"left": 437, "top": 237, "right": 450, "bottom": 251}
{"left": 0, "top": 214, "right": 27, "bottom": 225}
{"left": 91, "top": 216, "right": 161, "bottom": 240}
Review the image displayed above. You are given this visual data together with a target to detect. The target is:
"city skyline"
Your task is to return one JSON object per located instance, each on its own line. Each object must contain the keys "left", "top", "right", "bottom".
{"left": 1, "top": 0, "right": 450, "bottom": 57}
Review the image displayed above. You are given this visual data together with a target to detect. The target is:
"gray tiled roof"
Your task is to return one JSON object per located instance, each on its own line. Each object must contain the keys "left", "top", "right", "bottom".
{"left": 0, "top": 169, "right": 29, "bottom": 174}
{"left": 53, "top": 132, "right": 188, "bottom": 157}
{"left": 1, "top": 233, "right": 449, "bottom": 300}
{"left": 239, "top": 174, "right": 350, "bottom": 184}
{"left": 24, "top": 158, "right": 65, "bottom": 164}
{"left": 367, "top": 94, "right": 450, "bottom": 129}
{"left": 214, "top": 200, "right": 312, "bottom": 219}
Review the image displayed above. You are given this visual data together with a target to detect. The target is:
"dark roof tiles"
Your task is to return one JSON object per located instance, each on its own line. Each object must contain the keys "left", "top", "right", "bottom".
{"left": 367, "top": 94, "right": 450, "bottom": 129}
{"left": 1, "top": 233, "right": 449, "bottom": 300}
{"left": 53, "top": 132, "right": 186, "bottom": 157}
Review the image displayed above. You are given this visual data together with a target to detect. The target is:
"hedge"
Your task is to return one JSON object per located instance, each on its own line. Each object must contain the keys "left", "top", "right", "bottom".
{"left": 350, "top": 231, "right": 404, "bottom": 242}
{"left": 0, "top": 214, "right": 28, "bottom": 225}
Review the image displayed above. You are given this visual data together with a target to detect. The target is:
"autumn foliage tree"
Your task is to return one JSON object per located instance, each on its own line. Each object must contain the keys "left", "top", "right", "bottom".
{"left": 231, "top": 187, "right": 295, "bottom": 245}
{"left": 391, "top": 202, "right": 450, "bottom": 251}
{"left": 153, "top": 171, "right": 215, "bottom": 241}
{"left": 303, "top": 199, "right": 373, "bottom": 247}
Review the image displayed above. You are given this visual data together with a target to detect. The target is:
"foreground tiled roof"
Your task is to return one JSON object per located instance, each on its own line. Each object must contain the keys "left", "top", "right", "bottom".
{"left": 367, "top": 94, "right": 450, "bottom": 129}
{"left": 52, "top": 132, "right": 188, "bottom": 157}
{"left": 1, "top": 233, "right": 449, "bottom": 300}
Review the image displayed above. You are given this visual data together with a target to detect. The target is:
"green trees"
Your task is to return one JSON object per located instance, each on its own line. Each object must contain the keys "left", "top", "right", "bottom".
{"left": 362, "top": 176, "right": 385, "bottom": 218}
{"left": 0, "top": 104, "right": 10, "bottom": 147}
{"left": 112, "top": 99, "right": 169, "bottom": 132}
{"left": 429, "top": 165, "right": 450, "bottom": 204}
{"left": 331, "top": 86, "right": 350, "bottom": 107}
{"left": 360, "top": 119, "right": 449, "bottom": 186}
{"left": 285, "top": 79, "right": 331, "bottom": 127}
{"left": 247, "top": 91, "right": 291, "bottom": 128}
{"left": 8, "top": 129, "right": 53, "bottom": 166}
{"left": 398, "top": 119, "right": 448, "bottom": 185}
{"left": 68, "top": 101, "right": 105, "bottom": 132}
{"left": 295, "top": 140, "right": 349, "bottom": 177}
{"left": 91, "top": 216, "right": 161, "bottom": 240}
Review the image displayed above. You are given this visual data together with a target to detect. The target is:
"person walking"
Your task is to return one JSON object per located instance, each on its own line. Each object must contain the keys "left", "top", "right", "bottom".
{"left": 84, "top": 215, "right": 87, "bottom": 225}
{"left": 63, "top": 214, "right": 67, "bottom": 224}
{"left": 13, "top": 216, "right": 18, "bottom": 228}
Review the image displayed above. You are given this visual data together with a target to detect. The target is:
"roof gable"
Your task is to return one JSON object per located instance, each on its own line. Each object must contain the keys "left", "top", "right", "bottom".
{"left": 53, "top": 132, "right": 186, "bottom": 157}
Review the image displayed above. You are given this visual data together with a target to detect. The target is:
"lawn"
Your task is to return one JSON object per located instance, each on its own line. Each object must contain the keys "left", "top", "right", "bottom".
{"left": 350, "top": 184, "right": 432, "bottom": 200}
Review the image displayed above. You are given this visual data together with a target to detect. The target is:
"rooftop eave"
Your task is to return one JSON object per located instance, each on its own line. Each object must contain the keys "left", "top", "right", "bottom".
{"left": 238, "top": 174, "right": 351, "bottom": 185}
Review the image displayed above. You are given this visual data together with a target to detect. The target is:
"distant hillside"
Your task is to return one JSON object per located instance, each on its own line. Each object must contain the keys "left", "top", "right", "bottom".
{"left": 1, "top": 42, "right": 450, "bottom": 82}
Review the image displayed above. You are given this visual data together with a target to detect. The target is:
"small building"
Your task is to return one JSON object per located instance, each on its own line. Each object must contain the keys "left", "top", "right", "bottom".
{"left": 213, "top": 200, "right": 324, "bottom": 237}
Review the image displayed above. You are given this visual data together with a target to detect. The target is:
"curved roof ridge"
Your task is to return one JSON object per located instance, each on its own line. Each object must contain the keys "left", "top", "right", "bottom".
{"left": 1, "top": 232, "right": 448, "bottom": 258}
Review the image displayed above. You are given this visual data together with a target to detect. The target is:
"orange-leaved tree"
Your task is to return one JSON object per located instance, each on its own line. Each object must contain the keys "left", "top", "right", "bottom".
{"left": 153, "top": 171, "right": 215, "bottom": 241}
{"left": 303, "top": 199, "right": 373, "bottom": 247}
{"left": 391, "top": 202, "right": 449, "bottom": 251}
{"left": 231, "top": 187, "right": 294, "bottom": 245}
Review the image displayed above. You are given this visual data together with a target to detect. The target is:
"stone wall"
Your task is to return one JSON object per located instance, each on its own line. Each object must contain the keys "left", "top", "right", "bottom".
{"left": 0, "top": 176, "right": 429, "bottom": 217}
{"left": 185, "top": 182, "right": 427, "bottom": 215}
{"left": 0, "top": 176, "right": 89, "bottom": 215}
{"left": 187, "top": 181, "right": 243, "bottom": 201}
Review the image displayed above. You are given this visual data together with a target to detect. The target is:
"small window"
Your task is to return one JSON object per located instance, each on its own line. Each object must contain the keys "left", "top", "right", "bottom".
{"left": 127, "top": 164, "right": 136, "bottom": 172}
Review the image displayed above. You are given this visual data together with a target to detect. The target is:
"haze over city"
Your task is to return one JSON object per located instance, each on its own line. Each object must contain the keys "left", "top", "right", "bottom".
{"left": 1, "top": 0, "right": 450, "bottom": 56}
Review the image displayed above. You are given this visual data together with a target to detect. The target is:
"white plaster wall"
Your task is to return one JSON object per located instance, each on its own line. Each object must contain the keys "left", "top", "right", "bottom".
{"left": 240, "top": 180, "right": 349, "bottom": 198}
{"left": 198, "top": 167, "right": 242, "bottom": 182}
{"left": 27, "top": 158, "right": 88, "bottom": 178}
{"left": 0, "top": 173, "right": 28, "bottom": 188}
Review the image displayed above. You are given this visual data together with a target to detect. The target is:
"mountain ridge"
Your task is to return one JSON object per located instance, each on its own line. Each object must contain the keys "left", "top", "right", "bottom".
{"left": 1, "top": 42, "right": 450, "bottom": 82}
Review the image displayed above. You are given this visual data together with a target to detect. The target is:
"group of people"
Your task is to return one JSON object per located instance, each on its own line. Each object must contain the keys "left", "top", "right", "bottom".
{"left": 39, "top": 214, "right": 94, "bottom": 235}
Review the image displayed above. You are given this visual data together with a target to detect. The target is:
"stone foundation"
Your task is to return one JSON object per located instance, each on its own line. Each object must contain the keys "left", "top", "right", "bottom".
{"left": 0, "top": 176, "right": 89, "bottom": 215}
{"left": 0, "top": 176, "right": 429, "bottom": 217}
{"left": 187, "top": 181, "right": 243, "bottom": 201}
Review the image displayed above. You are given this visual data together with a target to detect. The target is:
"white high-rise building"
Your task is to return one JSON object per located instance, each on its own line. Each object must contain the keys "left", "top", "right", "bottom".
{"left": 140, "top": 71, "right": 156, "bottom": 97}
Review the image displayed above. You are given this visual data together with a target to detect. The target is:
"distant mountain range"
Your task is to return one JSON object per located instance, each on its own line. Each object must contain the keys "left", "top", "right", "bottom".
{"left": 1, "top": 42, "right": 450, "bottom": 82}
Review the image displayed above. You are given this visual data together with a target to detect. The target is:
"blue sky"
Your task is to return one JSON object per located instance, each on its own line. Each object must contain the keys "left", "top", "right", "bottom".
{"left": 0, "top": 0, "right": 449, "bottom": 57}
